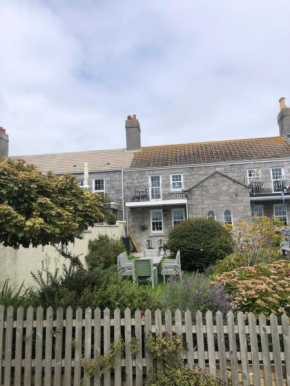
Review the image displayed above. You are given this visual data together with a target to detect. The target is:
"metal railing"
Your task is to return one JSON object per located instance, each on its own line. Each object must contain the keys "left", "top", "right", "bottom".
{"left": 125, "top": 185, "right": 186, "bottom": 202}
{"left": 249, "top": 179, "right": 290, "bottom": 195}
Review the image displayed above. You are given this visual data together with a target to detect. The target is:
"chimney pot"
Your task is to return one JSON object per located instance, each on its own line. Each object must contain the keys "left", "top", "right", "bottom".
{"left": 0, "top": 127, "right": 9, "bottom": 157}
{"left": 132, "top": 114, "right": 136, "bottom": 120}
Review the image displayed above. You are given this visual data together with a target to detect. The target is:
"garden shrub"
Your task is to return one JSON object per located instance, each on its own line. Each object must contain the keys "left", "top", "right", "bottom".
{"left": 86, "top": 234, "right": 125, "bottom": 269}
{"left": 214, "top": 217, "right": 282, "bottom": 276}
{"left": 145, "top": 333, "right": 226, "bottom": 386}
{"left": 216, "top": 260, "right": 290, "bottom": 317}
{"left": 161, "top": 273, "right": 231, "bottom": 316}
{"left": 0, "top": 280, "right": 36, "bottom": 308}
{"left": 167, "top": 218, "right": 233, "bottom": 271}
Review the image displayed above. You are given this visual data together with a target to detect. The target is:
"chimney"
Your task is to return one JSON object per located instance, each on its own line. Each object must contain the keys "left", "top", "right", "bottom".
{"left": 125, "top": 114, "right": 141, "bottom": 151}
{"left": 0, "top": 127, "right": 9, "bottom": 157}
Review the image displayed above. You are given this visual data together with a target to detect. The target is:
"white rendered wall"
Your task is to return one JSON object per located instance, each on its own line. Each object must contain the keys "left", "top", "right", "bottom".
{"left": 0, "top": 221, "right": 126, "bottom": 288}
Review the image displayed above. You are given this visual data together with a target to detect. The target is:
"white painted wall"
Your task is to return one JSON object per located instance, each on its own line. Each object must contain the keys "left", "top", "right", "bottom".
{"left": 0, "top": 221, "right": 126, "bottom": 288}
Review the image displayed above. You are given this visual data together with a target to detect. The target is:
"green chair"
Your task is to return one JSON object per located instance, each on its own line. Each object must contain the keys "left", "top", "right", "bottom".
{"left": 133, "top": 259, "right": 158, "bottom": 289}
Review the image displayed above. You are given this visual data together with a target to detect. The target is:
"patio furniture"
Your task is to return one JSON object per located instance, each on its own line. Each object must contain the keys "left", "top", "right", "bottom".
{"left": 132, "top": 189, "right": 149, "bottom": 202}
{"left": 146, "top": 239, "right": 153, "bottom": 249}
{"left": 157, "top": 238, "right": 168, "bottom": 256}
{"left": 133, "top": 259, "right": 158, "bottom": 289}
{"left": 143, "top": 249, "right": 159, "bottom": 257}
{"left": 117, "top": 252, "right": 133, "bottom": 276}
{"left": 161, "top": 250, "right": 182, "bottom": 283}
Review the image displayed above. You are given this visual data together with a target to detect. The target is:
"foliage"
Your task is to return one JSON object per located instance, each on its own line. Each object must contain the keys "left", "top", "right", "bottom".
{"left": 214, "top": 217, "right": 282, "bottom": 276}
{"left": 86, "top": 234, "right": 125, "bottom": 269}
{"left": 167, "top": 218, "right": 233, "bottom": 271}
{"left": 30, "top": 262, "right": 160, "bottom": 312}
{"left": 162, "top": 273, "right": 231, "bottom": 316}
{"left": 216, "top": 260, "right": 290, "bottom": 317}
{"left": 0, "top": 158, "right": 103, "bottom": 248}
{"left": 145, "top": 334, "right": 226, "bottom": 386}
{"left": 0, "top": 279, "right": 35, "bottom": 308}
{"left": 82, "top": 339, "right": 124, "bottom": 377}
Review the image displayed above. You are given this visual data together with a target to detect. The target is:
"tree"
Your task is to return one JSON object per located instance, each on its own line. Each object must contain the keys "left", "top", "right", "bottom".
{"left": 167, "top": 218, "right": 233, "bottom": 271}
{"left": 0, "top": 158, "right": 103, "bottom": 248}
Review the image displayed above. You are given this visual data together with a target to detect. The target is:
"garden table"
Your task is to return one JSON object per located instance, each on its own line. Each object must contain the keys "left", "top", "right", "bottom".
{"left": 139, "top": 255, "right": 163, "bottom": 273}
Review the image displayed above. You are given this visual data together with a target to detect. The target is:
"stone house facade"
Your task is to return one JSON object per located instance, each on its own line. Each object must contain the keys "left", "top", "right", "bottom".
{"left": 4, "top": 97, "right": 290, "bottom": 250}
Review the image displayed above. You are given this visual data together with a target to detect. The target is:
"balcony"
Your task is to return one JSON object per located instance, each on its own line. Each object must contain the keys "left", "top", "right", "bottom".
{"left": 125, "top": 185, "right": 187, "bottom": 208}
{"left": 249, "top": 180, "right": 290, "bottom": 199}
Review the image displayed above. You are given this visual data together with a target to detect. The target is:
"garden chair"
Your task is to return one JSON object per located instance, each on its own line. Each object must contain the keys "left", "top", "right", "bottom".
{"left": 161, "top": 250, "right": 182, "bottom": 283}
{"left": 132, "top": 259, "right": 158, "bottom": 289}
{"left": 117, "top": 252, "right": 133, "bottom": 276}
{"left": 143, "top": 249, "right": 159, "bottom": 257}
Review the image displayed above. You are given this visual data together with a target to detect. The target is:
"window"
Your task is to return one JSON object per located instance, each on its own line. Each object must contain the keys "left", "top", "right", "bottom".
{"left": 94, "top": 179, "right": 105, "bottom": 194}
{"left": 247, "top": 169, "right": 261, "bottom": 183}
{"left": 224, "top": 210, "right": 232, "bottom": 225}
{"left": 172, "top": 208, "right": 185, "bottom": 226}
{"left": 151, "top": 210, "right": 163, "bottom": 232}
{"left": 171, "top": 175, "right": 183, "bottom": 191}
{"left": 207, "top": 211, "right": 215, "bottom": 220}
{"left": 251, "top": 205, "right": 263, "bottom": 220}
{"left": 271, "top": 168, "right": 284, "bottom": 192}
{"left": 274, "top": 204, "right": 287, "bottom": 224}
{"left": 150, "top": 176, "right": 162, "bottom": 200}
{"left": 78, "top": 179, "right": 84, "bottom": 188}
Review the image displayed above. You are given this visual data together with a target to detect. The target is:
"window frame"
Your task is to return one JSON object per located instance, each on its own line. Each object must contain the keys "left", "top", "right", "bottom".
{"left": 93, "top": 179, "right": 105, "bottom": 194}
{"left": 170, "top": 174, "right": 183, "bottom": 191}
{"left": 247, "top": 169, "right": 261, "bottom": 184}
{"left": 271, "top": 167, "right": 284, "bottom": 193}
{"left": 224, "top": 210, "right": 233, "bottom": 225}
{"left": 273, "top": 204, "right": 288, "bottom": 224}
{"left": 172, "top": 208, "right": 185, "bottom": 227}
{"left": 150, "top": 209, "right": 163, "bottom": 233}
{"left": 207, "top": 210, "right": 216, "bottom": 220}
{"left": 149, "top": 175, "right": 162, "bottom": 200}
{"left": 251, "top": 204, "right": 264, "bottom": 220}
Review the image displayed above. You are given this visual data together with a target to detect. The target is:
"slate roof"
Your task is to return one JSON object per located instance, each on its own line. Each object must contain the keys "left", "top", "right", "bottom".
{"left": 131, "top": 137, "right": 290, "bottom": 168}
{"left": 13, "top": 149, "right": 134, "bottom": 174}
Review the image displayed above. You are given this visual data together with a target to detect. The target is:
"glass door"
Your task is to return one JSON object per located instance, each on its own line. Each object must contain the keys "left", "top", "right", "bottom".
{"left": 150, "top": 176, "right": 162, "bottom": 200}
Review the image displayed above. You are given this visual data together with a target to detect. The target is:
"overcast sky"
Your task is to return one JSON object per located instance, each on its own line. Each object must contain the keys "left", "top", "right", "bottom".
{"left": 1, "top": 0, "right": 290, "bottom": 156}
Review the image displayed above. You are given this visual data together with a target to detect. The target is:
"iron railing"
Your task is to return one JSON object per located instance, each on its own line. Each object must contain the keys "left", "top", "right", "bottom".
{"left": 249, "top": 179, "right": 290, "bottom": 195}
{"left": 125, "top": 185, "right": 186, "bottom": 202}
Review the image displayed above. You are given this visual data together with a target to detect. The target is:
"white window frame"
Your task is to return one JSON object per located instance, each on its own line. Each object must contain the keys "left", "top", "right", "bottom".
{"left": 93, "top": 179, "right": 105, "bottom": 194}
{"left": 247, "top": 169, "right": 261, "bottom": 184}
{"left": 273, "top": 204, "right": 288, "bottom": 224}
{"left": 207, "top": 211, "right": 216, "bottom": 220}
{"left": 150, "top": 209, "right": 163, "bottom": 233}
{"left": 170, "top": 174, "right": 183, "bottom": 191}
{"left": 78, "top": 179, "right": 84, "bottom": 188}
{"left": 251, "top": 205, "right": 264, "bottom": 220}
{"left": 224, "top": 210, "right": 233, "bottom": 225}
{"left": 271, "top": 168, "right": 284, "bottom": 193}
{"left": 172, "top": 208, "right": 185, "bottom": 227}
{"left": 149, "top": 175, "right": 162, "bottom": 200}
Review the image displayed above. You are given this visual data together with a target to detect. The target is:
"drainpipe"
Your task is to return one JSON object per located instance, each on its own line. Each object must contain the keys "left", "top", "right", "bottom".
{"left": 185, "top": 193, "right": 189, "bottom": 219}
{"left": 121, "top": 169, "right": 125, "bottom": 221}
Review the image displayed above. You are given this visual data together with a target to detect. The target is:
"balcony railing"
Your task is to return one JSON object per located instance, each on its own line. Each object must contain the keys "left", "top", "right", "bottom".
{"left": 125, "top": 185, "right": 186, "bottom": 202}
{"left": 249, "top": 180, "right": 290, "bottom": 196}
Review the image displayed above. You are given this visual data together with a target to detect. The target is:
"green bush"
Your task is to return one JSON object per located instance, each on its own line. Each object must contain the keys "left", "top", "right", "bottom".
{"left": 167, "top": 218, "right": 233, "bottom": 271}
{"left": 86, "top": 234, "right": 125, "bottom": 269}
{"left": 0, "top": 280, "right": 35, "bottom": 308}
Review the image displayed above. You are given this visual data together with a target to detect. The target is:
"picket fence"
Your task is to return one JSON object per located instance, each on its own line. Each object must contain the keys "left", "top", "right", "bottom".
{"left": 0, "top": 306, "right": 289, "bottom": 386}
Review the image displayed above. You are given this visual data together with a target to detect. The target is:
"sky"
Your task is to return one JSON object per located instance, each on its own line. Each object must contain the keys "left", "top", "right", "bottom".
{"left": 1, "top": 0, "right": 290, "bottom": 156}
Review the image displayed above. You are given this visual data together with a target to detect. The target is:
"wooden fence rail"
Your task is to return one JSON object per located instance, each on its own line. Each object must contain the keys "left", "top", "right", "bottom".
{"left": 0, "top": 305, "right": 289, "bottom": 385}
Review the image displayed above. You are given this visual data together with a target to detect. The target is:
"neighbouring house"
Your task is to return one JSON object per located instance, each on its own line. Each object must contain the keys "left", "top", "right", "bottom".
{"left": 2, "top": 97, "right": 290, "bottom": 251}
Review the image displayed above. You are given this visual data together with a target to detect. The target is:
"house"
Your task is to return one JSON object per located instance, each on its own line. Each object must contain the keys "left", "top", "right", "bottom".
{"left": 2, "top": 97, "right": 290, "bottom": 250}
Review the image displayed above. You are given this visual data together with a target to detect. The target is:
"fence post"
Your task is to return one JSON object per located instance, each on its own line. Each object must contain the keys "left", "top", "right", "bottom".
{"left": 64, "top": 307, "right": 73, "bottom": 386}
{"left": 24, "top": 306, "right": 34, "bottom": 386}
{"left": 196, "top": 310, "right": 205, "bottom": 372}
{"left": 104, "top": 308, "right": 111, "bottom": 386}
{"left": 185, "top": 310, "right": 194, "bottom": 370}
{"left": 74, "top": 307, "right": 83, "bottom": 386}
{"left": 248, "top": 312, "right": 261, "bottom": 386}
{"left": 270, "top": 313, "right": 283, "bottom": 386}
{"left": 282, "top": 313, "right": 290, "bottom": 385}
{"left": 216, "top": 311, "right": 227, "bottom": 385}
{"left": 54, "top": 307, "right": 64, "bottom": 386}
{"left": 35, "top": 307, "right": 44, "bottom": 386}
{"left": 0, "top": 305, "right": 4, "bottom": 385}
{"left": 125, "top": 308, "right": 133, "bottom": 386}
{"left": 44, "top": 306, "right": 53, "bottom": 386}
{"left": 206, "top": 311, "right": 216, "bottom": 379}
{"left": 83, "top": 308, "right": 92, "bottom": 386}
{"left": 14, "top": 307, "right": 24, "bottom": 385}
{"left": 135, "top": 309, "right": 143, "bottom": 386}
{"left": 94, "top": 308, "right": 101, "bottom": 386}
{"left": 237, "top": 311, "right": 250, "bottom": 386}
{"left": 259, "top": 313, "right": 272, "bottom": 386}
{"left": 144, "top": 309, "right": 153, "bottom": 375}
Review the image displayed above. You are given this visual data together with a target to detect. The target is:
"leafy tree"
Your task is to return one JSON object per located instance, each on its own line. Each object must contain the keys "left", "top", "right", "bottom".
{"left": 167, "top": 218, "right": 233, "bottom": 271}
{"left": 0, "top": 158, "right": 103, "bottom": 248}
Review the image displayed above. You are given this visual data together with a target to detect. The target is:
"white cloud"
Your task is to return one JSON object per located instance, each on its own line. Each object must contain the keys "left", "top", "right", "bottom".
{"left": 0, "top": 0, "right": 290, "bottom": 155}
